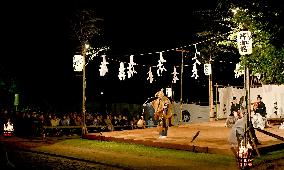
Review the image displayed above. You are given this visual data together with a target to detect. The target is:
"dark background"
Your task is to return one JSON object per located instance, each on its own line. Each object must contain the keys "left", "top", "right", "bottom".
{"left": 1, "top": 1, "right": 242, "bottom": 112}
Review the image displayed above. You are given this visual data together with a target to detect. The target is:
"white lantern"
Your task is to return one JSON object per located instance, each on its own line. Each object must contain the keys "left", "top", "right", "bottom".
{"left": 166, "top": 88, "right": 172, "bottom": 97}
{"left": 237, "top": 31, "right": 252, "bottom": 55}
{"left": 73, "top": 55, "right": 84, "bottom": 71}
{"left": 204, "top": 64, "right": 212, "bottom": 75}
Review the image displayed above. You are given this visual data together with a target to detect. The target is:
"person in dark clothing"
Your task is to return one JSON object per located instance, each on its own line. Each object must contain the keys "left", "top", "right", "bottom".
{"left": 255, "top": 95, "right": 266, "bottom": 117}
{"left": 230, "top": 97, "right": 240, "bottom": 115}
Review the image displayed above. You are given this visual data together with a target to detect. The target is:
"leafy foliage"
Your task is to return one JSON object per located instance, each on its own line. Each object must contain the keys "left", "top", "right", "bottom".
{"left": 196, "top": 0, "right": 284, "bottom": 84}
{"left": 68, "top": 9, "right": 103, "bottom": 51}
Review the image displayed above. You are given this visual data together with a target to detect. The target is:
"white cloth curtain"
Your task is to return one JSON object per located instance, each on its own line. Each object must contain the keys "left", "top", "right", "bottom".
{"left": 218, "top": 85, "right": 284, "bottom": 118}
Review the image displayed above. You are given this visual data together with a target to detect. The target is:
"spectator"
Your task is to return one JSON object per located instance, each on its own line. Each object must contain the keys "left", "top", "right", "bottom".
{"left": 147, "top": 117, "right": 154, "bottom": 128}
{"left": 137, "top": 116, "right": 146, "bottom": 129}
{"left": 104, "top": 115, "right": 114, "bottom": 131}
{"left": 61, "top": 115, "right": 70, "bottom": 126}
{"left": 121, "top": 116, "right": 129, "bottom": 126}
{"left": 112, "top": 115, "right": 119, "bottom": 126}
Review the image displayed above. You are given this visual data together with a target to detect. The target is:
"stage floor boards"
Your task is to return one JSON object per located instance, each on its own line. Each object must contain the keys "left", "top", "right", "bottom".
{"left": 83, "top": 120, "right": 284, "bottom": 155}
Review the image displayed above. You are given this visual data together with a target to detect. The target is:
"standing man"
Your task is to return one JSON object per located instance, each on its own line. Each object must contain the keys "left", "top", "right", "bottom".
{"left": 152, "top": 89, "right": 172, "bottom": 138}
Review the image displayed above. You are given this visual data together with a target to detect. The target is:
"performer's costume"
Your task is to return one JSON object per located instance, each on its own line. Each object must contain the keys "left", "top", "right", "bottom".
{"left": 151, "top": 89, "right": 172, "bottom": 138}
{"left": 255, "top": 101, "right": 266, "bottom": 117}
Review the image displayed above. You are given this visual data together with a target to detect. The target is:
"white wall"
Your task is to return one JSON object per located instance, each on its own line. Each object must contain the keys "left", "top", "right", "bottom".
{"left": 218, "top": 85, "right": 284, "bottom": 118}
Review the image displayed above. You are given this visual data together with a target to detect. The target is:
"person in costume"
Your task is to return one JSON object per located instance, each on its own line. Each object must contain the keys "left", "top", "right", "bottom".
{"left": 225, "top": 97, "right": 240, "bottom": 127}
{"left": 255, "top": 95, "right": 266, "bottom": 118}
{"left": 151, "top": 89, "right": 172, "bottom": 138}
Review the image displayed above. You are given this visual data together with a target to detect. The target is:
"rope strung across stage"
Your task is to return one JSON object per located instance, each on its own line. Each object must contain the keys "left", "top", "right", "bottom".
{"left": 73, "top": 31, "right": 236, "bottom": 83}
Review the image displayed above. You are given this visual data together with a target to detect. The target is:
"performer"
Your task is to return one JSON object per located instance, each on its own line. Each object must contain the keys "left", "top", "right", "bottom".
{"left": 151, "top": 89, "right": 172, "bottom": 138}
{"left": 226, "top": 97, "right": 240, "bottom": 127}
{"left": 255, "top": 95, "right": 266, "bottom": 117}
{"left": 251, "top": 102, "right": 266, "bottom": 130}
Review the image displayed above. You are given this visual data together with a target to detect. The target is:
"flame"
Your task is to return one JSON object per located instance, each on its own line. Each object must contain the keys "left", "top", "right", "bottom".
{"left": 238, "top": 139, "right": 253, "bottom": 167}
{"left": 4, "top": 121, "right": 14, "bottom": 132}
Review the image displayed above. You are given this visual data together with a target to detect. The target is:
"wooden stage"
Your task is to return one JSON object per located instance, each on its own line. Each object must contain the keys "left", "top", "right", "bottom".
{"left": 82, "top": 120, "right": 284, "bottom": 155}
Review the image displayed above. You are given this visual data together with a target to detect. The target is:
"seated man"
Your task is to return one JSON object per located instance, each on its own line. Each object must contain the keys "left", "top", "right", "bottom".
{"left": 228, "top": 111, "right": 261, "bottom": 147}
{"left": 228, "top": 112, "right": 245, "bottom": 146}
{"left": 255, "top": 95, "right": 266, "bottom": 117}
{"left": 137, "top": 116, "right": 146, "bottom": 129}
{"left": 225, "top": 97, "right": 240, "bottom": 128}
{"left": 225, "top": 111, "right": 238, "bottom": 128}
{"left": 254, "top": 95, "right": 269, "bottom": 128}
{"left": 251, "top": 102, "right": 266, "bottom": 130}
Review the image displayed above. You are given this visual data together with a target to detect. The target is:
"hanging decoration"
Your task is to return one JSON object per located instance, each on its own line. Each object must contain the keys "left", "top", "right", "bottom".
{"left": 237, "top": 31, "right": 252, "bottom": 55}
{"left": 86, "top": 46, "right": 110, "bottom": 66}
{"left": 118, "top": 62, "right": 126, "bottom": 80}
{"left": 156, "top": 52, "right": 167, "bottom": 76}
{"left": 171, "top": 66, "right": 179, "bottom": 83}
{"left": 73, "top": 32, "right": 234, "bottom": 83}
{"left": 99, "top": 55, "right": 109, "bottom": 76}
{"left": 204, "top": 64, "right": 212, "bottom": 75}
{"left": 73, "top": 55, "right": 84, "bottom": 72}
{"left": 147, "top": 67, "right": 154, "bottom": 83}
{"left": 191, "top": 44, "right": 201, "bottom": 79}
{"left": 127, "top": 55, "right": 137, "bottom": 78}
{"left": 234, "top": 62, "right": 244, "bottom": 78}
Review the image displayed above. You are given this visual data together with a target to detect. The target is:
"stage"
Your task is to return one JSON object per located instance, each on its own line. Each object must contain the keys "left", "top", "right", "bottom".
{"left": 82, "top": 120, "right": 284, "bottom": 155}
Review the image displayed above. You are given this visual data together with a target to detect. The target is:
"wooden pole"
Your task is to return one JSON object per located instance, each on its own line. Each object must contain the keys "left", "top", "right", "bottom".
{"left": 176, "top": 49, "right": 189, "bottom": 124}
{"left": 209, "top": 56, "right": 214, "bottom": 121}
{"left": 215, "top": 83, "right": 218, "bottom": 118}
{"left": 82, "top": 44, "right": 87, "bottom": 135}
{"left": 180, "top": 50, "right": 184, "bottom": 124}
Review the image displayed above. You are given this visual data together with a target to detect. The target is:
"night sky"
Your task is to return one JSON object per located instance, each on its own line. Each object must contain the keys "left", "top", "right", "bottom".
{"left": 1, "top": 1, "right": 242, "bottom": 111}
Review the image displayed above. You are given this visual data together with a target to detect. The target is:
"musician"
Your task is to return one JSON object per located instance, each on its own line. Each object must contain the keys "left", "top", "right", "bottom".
{"left": 230, "top": 96, "right": 240, "bottom": 115}
{"left": 152, "top": 89, "right": 172, "bottom": 138}
{"left": 225, "top": 97, "right": 240, "bottom": 128}
{"left": 255, "top": 95, "right": 266, "bottom": 117}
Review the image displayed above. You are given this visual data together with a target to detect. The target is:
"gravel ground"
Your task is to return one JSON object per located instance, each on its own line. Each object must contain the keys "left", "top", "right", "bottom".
{"left": 0, "top": 149, "right": 124, "bottom": 170}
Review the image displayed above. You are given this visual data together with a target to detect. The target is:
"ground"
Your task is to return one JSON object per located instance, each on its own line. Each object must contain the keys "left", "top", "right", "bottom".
{"left": 1, "top": 120, "right": 284, "bottom": 169}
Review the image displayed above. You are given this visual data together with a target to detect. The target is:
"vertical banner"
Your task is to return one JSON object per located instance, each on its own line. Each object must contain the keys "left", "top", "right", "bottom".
{"left": 237, "top": 31, "right": 252, "bottom": 55}
{"left": 204, "top": 64, "right": 212, "bottom": 75}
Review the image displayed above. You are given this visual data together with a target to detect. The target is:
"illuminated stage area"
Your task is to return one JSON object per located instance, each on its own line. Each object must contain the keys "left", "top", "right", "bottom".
{"left": 83, "top": 120, "right": 284, "bottom": 155}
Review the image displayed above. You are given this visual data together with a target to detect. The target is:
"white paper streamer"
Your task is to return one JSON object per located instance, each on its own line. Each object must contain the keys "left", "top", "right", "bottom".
{"left": 172, "top": 66, "right": 179, "bottom": 83}
{"left": 99, "top": 55, "right": 109, "bottom": 76}
{"left": 147, "top": 67, "right": 154, "bottom": 83}
{"left": 156, "top": 52, "right": 167, "bottom": 76}
{"left": 118, "top": 62, "right": 126, "bottom": 80}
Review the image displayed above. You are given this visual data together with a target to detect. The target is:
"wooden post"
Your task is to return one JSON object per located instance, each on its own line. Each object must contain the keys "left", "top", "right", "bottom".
{"left": 176, "top": 49, "right": 189, "bottom": 124}
{"left": 209, "top": 56, "right": 214, "bottom": 121}
{"left": 82, "top": 44, "right": 88, "bottom": 135}
{"left": 180, "top": 50, "right": 184, "bottom": 124}
{"left": 215, "top": 83, "right": 218, "bottom": 118}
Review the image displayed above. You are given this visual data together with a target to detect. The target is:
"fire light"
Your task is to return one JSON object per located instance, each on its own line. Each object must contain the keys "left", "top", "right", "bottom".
{"left": 3, "top": 120, "right": 14, "bottom": 137}
{"left": 237, "top": 140, "right": 253, "bottom": 169}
